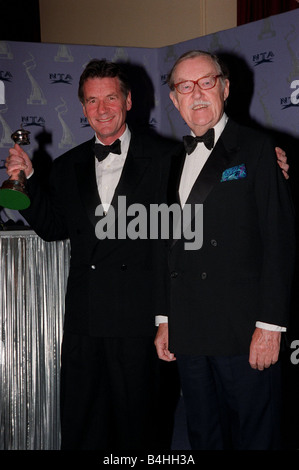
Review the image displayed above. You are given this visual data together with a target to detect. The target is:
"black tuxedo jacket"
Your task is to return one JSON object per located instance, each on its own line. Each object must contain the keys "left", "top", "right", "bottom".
{"left": 22, "top": 129, "right": 176, "bottom": 338}
{"left": 166, "top": 119, "right": 296, "bottom": 356}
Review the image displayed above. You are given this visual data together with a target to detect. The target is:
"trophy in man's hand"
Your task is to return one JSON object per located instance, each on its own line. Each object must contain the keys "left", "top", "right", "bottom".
{"left": 0, "top": 125, "right": 31, "bottom": 210}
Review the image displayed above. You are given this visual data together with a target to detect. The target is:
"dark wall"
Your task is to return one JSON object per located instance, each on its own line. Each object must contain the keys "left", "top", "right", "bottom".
{"left": 0, "top": 0, "right": 40, "bottom": 42}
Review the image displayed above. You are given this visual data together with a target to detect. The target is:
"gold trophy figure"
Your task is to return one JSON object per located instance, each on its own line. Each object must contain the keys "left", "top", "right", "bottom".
{"left": 0, "top": 125, "right": 31, "bottom": 210}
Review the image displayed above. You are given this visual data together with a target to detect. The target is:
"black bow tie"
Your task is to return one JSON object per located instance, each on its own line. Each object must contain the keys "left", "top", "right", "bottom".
{"left": 183, "top": 128, "right": 215, "bottom": 154}
{"left": 94, "top": 139, "right": 121, "bottom": 161}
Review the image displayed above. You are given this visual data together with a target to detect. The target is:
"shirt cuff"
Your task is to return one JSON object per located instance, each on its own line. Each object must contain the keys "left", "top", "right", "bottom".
{"left": 155, "top": 315, "right": 168, "bottom": 326}
{"left": 155, "top": 319, "right": 286, "bottom": 330}
{"left": 255, "top": 321, "right": 286, "bottom": 332}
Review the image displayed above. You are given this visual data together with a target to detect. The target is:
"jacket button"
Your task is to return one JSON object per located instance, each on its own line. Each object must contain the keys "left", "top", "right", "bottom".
{"left": 170, "top": 271, "right": 178, "bottom": 278}
{"left": 201, "top": 272, "right": 207, "bottom": 280}
{"left": 211, "top": 239, "right": 217, "bottom": 247}
{"left": 121, "top": 264, "right": 127, "bottom": 271}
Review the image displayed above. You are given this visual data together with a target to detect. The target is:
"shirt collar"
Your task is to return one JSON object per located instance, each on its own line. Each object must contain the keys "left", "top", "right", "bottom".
{"left": 95, "top": 124, "right": 131, "bottom": 148}
{"left": 190, "top": 113, "right": 228, "bottom": 146}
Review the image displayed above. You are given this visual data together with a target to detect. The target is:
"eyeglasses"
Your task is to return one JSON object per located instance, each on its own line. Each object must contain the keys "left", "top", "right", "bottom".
{"left": 173, "top": 74, "right": 222, "bottom": 94}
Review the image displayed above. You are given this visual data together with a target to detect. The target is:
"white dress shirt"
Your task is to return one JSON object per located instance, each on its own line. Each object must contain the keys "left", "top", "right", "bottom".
{"left": 95, "top": 125, "right": 131, "bottom": 212}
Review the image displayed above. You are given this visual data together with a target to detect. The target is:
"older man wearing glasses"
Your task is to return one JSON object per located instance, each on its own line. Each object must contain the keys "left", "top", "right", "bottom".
{"left": 155, "top": 50, "right": 295, "bottom": 450}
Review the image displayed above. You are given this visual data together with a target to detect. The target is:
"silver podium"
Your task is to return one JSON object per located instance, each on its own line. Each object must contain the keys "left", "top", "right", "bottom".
{"left": 0, "top": 231, "right": 70, "bottom": 450}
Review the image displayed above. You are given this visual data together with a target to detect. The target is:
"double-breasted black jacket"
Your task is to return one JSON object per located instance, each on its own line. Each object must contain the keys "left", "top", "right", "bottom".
{"left": 166, "top": 119, "right": 296, "bottom": 356}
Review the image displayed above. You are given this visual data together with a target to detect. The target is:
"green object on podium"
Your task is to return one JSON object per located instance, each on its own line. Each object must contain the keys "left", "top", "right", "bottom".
{"left": 0, "top": 126, "right": 31, "bottom": 210}
{"left": 0, "top": 173, "right": 30, "bottom": 210}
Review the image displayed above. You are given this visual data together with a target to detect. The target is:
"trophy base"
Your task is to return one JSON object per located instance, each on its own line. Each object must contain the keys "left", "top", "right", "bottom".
{"left": 0, "top": 180, "right": 30, "bottom": 210}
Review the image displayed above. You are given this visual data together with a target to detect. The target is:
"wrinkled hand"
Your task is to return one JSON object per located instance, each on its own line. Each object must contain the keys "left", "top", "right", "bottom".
{"left": 154, "top": 323, "right": 176, "bottom": 362}
{"left": 5, "top": 143, "right": 33, "bottom": 179}
{"left": 275, "top": 147, "right": 289, "bottom": 180}
{"left": 249, "top": 327, "right": 281, "bottom": 371}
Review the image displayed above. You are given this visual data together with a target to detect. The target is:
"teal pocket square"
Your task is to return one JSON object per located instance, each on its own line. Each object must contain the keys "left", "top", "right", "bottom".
{"left": 221, "top": 164, "right": 247, "bottom": 182}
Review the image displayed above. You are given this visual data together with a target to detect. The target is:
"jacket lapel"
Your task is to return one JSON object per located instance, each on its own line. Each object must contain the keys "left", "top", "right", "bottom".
{"left": 110, "top": 132, "right": 151, "bottom": 215}
{"left": 185, "top": 139, "right": 231, "bottom": 207}
{"left": 74, "top": 137, "right": 101, "bottom": 227}
{"left": 170, "top": 119, "right": 241, "bottom": 247}
{"left": 186, "top": 119, "right": 240, "bottom": 206}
